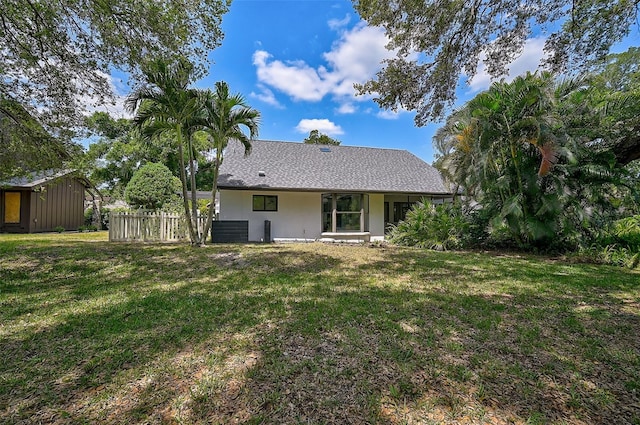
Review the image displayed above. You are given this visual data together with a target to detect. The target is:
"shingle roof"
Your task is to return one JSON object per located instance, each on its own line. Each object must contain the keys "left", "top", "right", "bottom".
{"left": 218, "top": 140, "right": 451, "bottom": 194}
{"left": 1, "top": 169, "right": 78, "bottom": 188}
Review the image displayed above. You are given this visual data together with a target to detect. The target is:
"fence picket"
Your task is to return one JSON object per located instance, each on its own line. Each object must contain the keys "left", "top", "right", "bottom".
{"left": 108, "top": 212, "right": 208, "bottom": 243}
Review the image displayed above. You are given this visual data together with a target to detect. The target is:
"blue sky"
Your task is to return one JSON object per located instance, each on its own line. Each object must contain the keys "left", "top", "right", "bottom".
{"left": 96, "top": 0, "right": 636, "bottom": 164}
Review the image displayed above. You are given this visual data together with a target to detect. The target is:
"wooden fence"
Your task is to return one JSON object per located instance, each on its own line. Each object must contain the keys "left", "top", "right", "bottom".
{"left": 109, "top": 211, "right": 208, "bottom": 242}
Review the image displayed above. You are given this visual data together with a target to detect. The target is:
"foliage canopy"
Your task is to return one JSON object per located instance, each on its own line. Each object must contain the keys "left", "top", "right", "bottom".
{"left": 124, "top": 162, "right": 180, "bottom": 210}
{"left": 1, "top": 0, "right": 229, "bottom": 133}
{"left": 353, "top": 0, "right": 639, "bottom": 127}
{"left": 434, "top": 71, "right": 636, "bottom": 249}
{"left": 303, "top": 130, "right": 341, "bottom": 146}
{"left": 0, "top": 98, "right": 79, "bottom": 181}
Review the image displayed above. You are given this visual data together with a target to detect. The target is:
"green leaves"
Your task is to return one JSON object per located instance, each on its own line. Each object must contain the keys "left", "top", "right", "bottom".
{"left": 435, "top": 71, "right": 638, "bottom": 250}
{"left": 124, "top": 163, "right": 180, "bottom": 210}
{"left": 1, "top": 0, "right": 229, "bottom": 135}
{"left": 353, "top": 0, "right": 638, "bottom": 125}
{"left": 0, "top": 96, "right": 76, "bottom": 180}
{"left": 388, "top": 201, "right": 469, "bottom": 250}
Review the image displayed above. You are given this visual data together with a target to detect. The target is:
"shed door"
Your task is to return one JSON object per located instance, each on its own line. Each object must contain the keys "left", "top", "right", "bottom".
{"left": 4, "top": 192, "right": 21, "bottom": 223}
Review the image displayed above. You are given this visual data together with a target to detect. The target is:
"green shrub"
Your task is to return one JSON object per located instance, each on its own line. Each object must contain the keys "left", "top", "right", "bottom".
{"left": 100, "top": 206, "right": 129, "bottom": 230}
{"left": 84, "top": 207, "right": 94, "bottom": 226}
{"left": 54, "top": 226, "right": 65, "bottom": 233}
{"left": 575, "top": 245, "right": 640, "bottom": 269}
{"left": 78, "top": 225, "right": 86, "bottom": 232}
{"left": 573, "top": 216, "right": 640, "bottom": 269}
{"left": 198, "top": 198, "right": 210, "bottom": 216}
{"left": 388, "top": 201, "right": 468, "bottom": 250}
{"left": 125, "top": 162, "right": 181, "bottom": 210}
{"left": 610, "top": 216, "right": 640, "bottom": 250}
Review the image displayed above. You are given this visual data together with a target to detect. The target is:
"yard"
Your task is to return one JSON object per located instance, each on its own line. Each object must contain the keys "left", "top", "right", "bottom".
{"left": 1, "top": 232, "right": 639, "bottom": 424}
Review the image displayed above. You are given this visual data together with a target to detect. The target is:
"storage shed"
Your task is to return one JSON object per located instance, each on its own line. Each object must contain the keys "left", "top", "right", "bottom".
{"left": 0, "top": 170, "right": 99, "bottom": 233}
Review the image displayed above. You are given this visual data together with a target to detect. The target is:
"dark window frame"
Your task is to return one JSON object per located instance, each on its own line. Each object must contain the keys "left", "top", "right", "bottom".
{"left": 252, "top": 195, "right": 278, "bottom": 212}
{"left": 322, "top": 193, "right": 369, "bottom": 233}
{"left": 394, "top": 202, "right": 414, "bottom": 223}
{"left": 4, "top": 191, "right": 22, "bottom": 224}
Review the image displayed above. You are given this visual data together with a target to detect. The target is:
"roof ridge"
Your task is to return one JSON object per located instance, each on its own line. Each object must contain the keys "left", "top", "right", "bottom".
{"left": 251, "top": 139, "right": 412, "bottom": 154}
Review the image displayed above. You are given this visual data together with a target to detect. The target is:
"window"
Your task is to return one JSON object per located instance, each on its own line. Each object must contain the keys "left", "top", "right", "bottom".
{"left": 384, "top": 202, "right": 389, "bottom": 224}
{"left": 4, "top": 192, "right": 21, "bottom": 223}
{"left": 322, "top": 193, "right": 368, "bottom": 232}
{"left": 252, "top": 195, "right": 278, "bottom": 211}
{"left": 394, "top": 202, "right": 413, "bottom": 223}
{"left": 393, "top": 198, "right": 429, "bottom": 222}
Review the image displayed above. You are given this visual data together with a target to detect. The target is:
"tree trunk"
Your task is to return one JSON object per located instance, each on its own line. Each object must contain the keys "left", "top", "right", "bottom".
{"left": 612, "top": 132, "right": 640, "bottom": 165}
{"left": 202, "top": 151, "right": 221, "bottom": 245}
{"left": 187, "top": 139, "right": 201, "bottom": 245}
{"left": 176, "top": 129, "right": 197, "bottom": 244}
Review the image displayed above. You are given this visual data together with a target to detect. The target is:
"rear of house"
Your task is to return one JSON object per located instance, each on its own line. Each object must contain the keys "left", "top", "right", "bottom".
{"left": 217, "top": 140, "right": 453, "bottom": 242}
{"left": 0, "top": 170, "right": 96, "bottom": 233}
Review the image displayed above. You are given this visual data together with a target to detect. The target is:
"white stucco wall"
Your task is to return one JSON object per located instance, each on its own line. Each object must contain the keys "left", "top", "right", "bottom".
{"left": 219, "top": 190, "right": 322, "bottom": 242}
{"left": 368, "top": 193, "right": 385, "bottom": 242}
{"left": 219, "top": 190, "right": 389, "bottom": 242}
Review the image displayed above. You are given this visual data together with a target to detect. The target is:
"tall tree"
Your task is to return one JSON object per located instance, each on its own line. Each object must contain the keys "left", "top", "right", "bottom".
{"left": 0, "top": 98, "right": 79, "bottom": 181}
{"left": 0, "top": 0, "right": 229, "bottom": 176}
{"left": 201, "top": 82, "right": 261, "bottom": 244}
{"left": 126, "top": 58, "right": 204, "bottom": 244}
{"left": 352, "top": 1, "right": 638, "bottom": 130}
{"left": 434, "top": 72, "right": 632, "bottom": 248}
{"left": 303, "top": 130, "right": 341, "bottom": 145}
{"left": 80, "top": 112, "right": 179, "bottom": 197}
{"left": 1, "top": 0, "right": 228, "bottom": 129}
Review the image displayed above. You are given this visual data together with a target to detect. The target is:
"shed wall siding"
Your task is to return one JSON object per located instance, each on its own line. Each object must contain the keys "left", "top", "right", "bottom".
{"left": 30, "top": 177, "right": 86, "bottom": 232}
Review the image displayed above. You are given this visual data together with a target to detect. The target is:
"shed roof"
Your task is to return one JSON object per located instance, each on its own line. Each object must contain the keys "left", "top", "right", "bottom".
{"left": 218, "top": 140, "right": 451, "bottom": 194}
{"left": 1, "top": 169, "right": 100, "bottom": 197}
{"left": 1, "top": 169, "right": 80, "bottom": 188}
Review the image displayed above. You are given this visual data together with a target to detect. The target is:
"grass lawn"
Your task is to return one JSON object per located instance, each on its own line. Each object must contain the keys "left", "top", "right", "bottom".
{"left": 1, "top": 232, "right": 639, "bottom": 424}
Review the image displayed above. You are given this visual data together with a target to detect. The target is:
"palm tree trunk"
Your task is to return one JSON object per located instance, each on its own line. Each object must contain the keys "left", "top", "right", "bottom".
{"left": 176, "top": 127, "right": 197, "bottom": 243}
{"left": 186, "top": 137, "right": 201, "bottom": 244}
{"left": 202, "top": 149, "right": 222, "bottom": 243}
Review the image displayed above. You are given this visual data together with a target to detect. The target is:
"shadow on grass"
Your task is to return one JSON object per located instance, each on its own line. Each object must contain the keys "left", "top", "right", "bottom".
{"left": 217, "top": 277, "right": 640, "bottom": 424}
{"left": 0, "top": 241, "right": 638, "bottom": 424}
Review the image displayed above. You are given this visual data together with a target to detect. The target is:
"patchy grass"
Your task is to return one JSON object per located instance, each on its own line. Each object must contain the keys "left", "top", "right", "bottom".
{"left": 1, "top": 232, "right": 639, "bottom": 424}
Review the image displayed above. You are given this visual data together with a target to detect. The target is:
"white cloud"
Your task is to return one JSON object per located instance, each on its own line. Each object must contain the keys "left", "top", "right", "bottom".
{"left": 336, "top": 103, "right": 356, "bottom": 114}
{"left": 253, "top": 50, "right": 329, "bottom": 102}
{"left": 328, "top": 14, "right": 351, "bottom": 30}
{"left": 295, "top": 118, "right": 344, "bottom": 136}
{"left": 250, "top": 84, "right": 284, "bottom": 108}
{"left": 253, "top": 22, "right": 396, "bottom": 110}
{"left": 468, "top": 37, "right": 549, "bottom": 93}
{"left": 376, "top": 109, "right": 401, "bottom": 120}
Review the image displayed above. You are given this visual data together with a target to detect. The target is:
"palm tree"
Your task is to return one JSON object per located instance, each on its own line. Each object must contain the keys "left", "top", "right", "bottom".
{"left": 200, "top": 81, "right": 260, "bottom": 243}
{"left": 126, "top": 58, "right": 204, "bottom": 244}
{"left": 435, "top": 72, "right": 574, "bottom": 246}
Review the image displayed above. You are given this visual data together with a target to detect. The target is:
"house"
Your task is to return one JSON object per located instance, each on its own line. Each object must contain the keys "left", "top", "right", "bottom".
{"left": 216, "top": 140, "right": 453, "bottom": 242}
{"left": 0, "top": 170, "right": 100, "bottom": 233}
